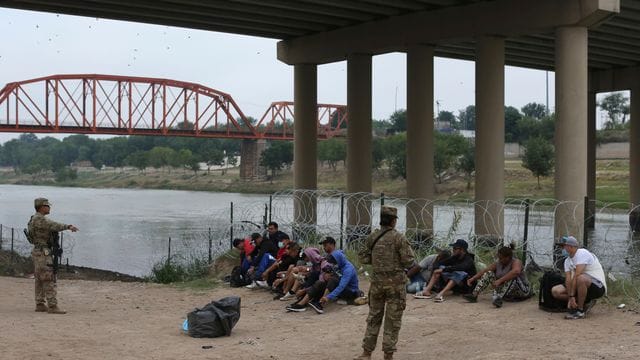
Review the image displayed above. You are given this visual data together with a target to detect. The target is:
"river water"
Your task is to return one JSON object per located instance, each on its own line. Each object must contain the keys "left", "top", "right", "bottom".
{"left": 0, "top": 184, "right": 636, "bottom": 277}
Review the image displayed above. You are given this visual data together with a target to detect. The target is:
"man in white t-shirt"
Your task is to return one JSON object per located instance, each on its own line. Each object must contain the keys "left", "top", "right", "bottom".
{"left": 551, "top": 236, "right": 607, "bottom": 320}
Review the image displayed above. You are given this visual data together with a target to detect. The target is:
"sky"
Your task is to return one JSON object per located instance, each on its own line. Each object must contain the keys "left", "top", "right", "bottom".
{"left": 0, "top": 8, "right": 618, "bottom": 144}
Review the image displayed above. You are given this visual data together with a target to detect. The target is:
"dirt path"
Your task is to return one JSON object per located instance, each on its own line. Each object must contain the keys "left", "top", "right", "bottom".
{"left": 1, "top": 276, "right": 638, "bottom": 360}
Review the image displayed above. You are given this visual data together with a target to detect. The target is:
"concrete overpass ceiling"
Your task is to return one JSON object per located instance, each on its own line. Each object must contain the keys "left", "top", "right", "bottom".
{"left": 1, "top": 0, "right": 639, "bottom": 71}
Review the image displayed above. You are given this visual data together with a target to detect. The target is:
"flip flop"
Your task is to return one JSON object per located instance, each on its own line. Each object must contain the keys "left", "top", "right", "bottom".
{"left": 433, "top": 295, "right": 445, "bottom": 303}
{"left": 413, "top": 293, "right": 432, "bottom": 299}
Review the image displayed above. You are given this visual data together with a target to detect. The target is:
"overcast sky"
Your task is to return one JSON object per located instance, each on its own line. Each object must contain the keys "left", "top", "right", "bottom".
{"left": 0, "top": 8, "right": 618, "bottom": 144}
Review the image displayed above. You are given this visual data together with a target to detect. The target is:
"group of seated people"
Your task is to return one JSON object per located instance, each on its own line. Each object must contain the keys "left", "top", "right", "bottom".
{"left": 233, "top": 224, "right": 606, "bottom": 319}
{"left": 232, "top": 222, "right": 364, "bottom": 314}
{"left": 408, "top": 239, "right": 533, "bottom": 307}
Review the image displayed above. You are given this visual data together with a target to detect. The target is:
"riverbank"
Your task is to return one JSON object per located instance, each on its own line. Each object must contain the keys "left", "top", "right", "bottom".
{"left": 0, "top": 159, "right": 631, "bottom": 203}
{"left": 1, "top": 275, "right": 638, "bottom": 360}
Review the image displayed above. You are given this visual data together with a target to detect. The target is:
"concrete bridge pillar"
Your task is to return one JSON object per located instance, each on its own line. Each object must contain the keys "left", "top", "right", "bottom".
{"left": 293, "top": 64, "right": 318, "bottom": 232}
{"left": 554, "top": 26, "right": 588, "bottom": 241}
{"left": 406, "top": 44, "right": 434, "bottom": 240}
{"left": 474, "top": 36, "right": 505, "bottom": 244}
{"left": 239, "top": 139, "right": 267, "bottom": 180}
{"left": 630, "top": 88, "right": 640, "bottom": 233}
{"left": 346, "top": 53, "right": 373, "bottom": 237}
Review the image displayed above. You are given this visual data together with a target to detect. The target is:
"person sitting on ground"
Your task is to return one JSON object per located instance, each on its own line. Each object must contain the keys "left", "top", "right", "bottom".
{"left": 551, "top": 236, "right": 607, "bottom": 320}
{"left": 276, "top": 234, "right": 293, "bottom": 260}
{"left": 463, "top": 244, "right": 532, "bottom": 307}
{"left": 246, "top": 232, "right": 278, "bottom": 289}
{"left": 264, "top": 221, "right": 289, "bottom": 246}
{"left": 405, "top": 249, "right": 450, "bottom": 294}
{"left": 418, "top": 239, "right": 476, "bottom": 302}
{"left": 278, "top": 247, "right": 326, "bottom": 301}
{"left": 287, "top": 250, "right": 361, "bottom": 314}
{"left": 233, "top": 238, "right": 251, "bottom": 274}
{"left": 320, "top": 236, "right": 337, "bottom": 255}
{"left": 262, "top": 242, "right": 301, "bottom": 292}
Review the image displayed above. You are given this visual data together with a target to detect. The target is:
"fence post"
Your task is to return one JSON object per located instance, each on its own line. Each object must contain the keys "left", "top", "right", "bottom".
{"left": 340, "top": 193, "right": 345, "bottom": 250}
{"left": 263, "top": 204, "right": 268, "bottom": 229}
{"left": 0, "top": 224, "right": 3, "bottom": 249}
{"left": 583, "top": 196, "right": 589, "bottom": 250}
{"left": 11, "top": 227, "right": 15, "bottom": 253}
{"left": 230, "top": 202, "right": 234, "bottom": 250}
{"left": 522, "top": 199, "right": 530, "bottom": 266}
{"left": 167, "top": 237, "right": 171, "bottom": 265}
{"left": 269, "top": 195, "right": 273, "bottom": 223}
{"left": 380, "top": 192, "right": 385, "bottom": 206}
{"left": 208, "top": 227, "right": 212, "bottom": 263}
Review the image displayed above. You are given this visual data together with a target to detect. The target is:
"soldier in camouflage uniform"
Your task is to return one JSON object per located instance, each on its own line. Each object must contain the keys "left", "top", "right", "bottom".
{"left": 27, "top": 198, "right": 78, "bottom": 314}
{"left": 355, "top": 206, "right": 415, "bottom": 360}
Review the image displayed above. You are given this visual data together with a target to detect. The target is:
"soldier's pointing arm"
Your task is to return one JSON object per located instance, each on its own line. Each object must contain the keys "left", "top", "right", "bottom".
{"left": 44, "top": 217, "right": 70, "bottom": 232}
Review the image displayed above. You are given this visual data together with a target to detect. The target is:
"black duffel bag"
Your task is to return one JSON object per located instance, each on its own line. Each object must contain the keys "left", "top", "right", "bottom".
{"left": 187, "top": 296, "right": 241, "bottom": 338}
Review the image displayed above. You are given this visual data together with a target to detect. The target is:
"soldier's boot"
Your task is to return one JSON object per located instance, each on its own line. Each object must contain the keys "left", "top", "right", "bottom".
{"left": 35, "top": 304, "right": 48, "bottom": 312}
{"left": 47, "top": 305, "right": 67, "bottom": 314}
{"left": 352, "top": 350, "right": 372, "bottom": 360}
{"left": 383, "top": 352, "right": 394, "bottom": 360}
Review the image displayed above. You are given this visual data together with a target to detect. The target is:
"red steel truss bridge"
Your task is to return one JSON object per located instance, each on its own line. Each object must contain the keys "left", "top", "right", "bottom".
{"left": 0, "top": 74, "right": 347, "bottom": 140}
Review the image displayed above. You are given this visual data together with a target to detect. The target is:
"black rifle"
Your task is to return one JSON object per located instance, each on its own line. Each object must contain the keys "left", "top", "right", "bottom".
{"left": 48, "top": 231, "right": 63, "bottom": 280}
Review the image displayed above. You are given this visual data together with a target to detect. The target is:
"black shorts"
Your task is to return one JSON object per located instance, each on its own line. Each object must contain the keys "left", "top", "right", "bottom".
{"left": 585, "top": 282, "right": 605, "bottom": 302}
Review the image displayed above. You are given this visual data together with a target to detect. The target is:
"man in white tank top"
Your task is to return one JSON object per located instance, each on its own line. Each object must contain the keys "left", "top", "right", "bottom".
{"left": 551, "top": 236, "right": 607, "bottom": 320}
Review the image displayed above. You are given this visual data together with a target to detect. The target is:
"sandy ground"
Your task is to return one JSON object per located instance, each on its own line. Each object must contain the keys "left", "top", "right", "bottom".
{"left": 1, "top": 276, "right": 639, "bottom": 360}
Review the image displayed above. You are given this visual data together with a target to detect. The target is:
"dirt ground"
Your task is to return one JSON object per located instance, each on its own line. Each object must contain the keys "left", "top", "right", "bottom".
{"left": 1, "top": 276, "right": 639, "bottom": 360}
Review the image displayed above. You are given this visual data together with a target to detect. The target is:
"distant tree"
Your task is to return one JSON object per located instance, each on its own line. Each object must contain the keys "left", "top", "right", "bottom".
{"left": 456, "top": 143, "right": 475, "bottom": 190}
{"left": 598, "top": 92, "right": 629, "bottom": 128}
{"left": 457, "top": 105, "right": 475, "bottom": 130}
{"left": 388, "top": 109, "right": 407, "bottom": 134}
{"left": 372, "top": 137, "right": 385, "bottom": 171}
{"left": 504, "top": 106, "right": 523, "bottom": 142}
{"left": 126, "top": 151, "right": 149, "bottom": 173}
{"left": 21, "top": 153, "right": 52, "bottom": 180}
{"left": 202, "top": 148, "right": 224, "bottom": 174}
{"left": 372, "top": 119, "right": 391, "bottom": 136}
{"left": 522, "top": 137, "right": 554, "bottom": 189}
{"left": 318, "top": 138, "right": 346, "bottom": 171}
{"left": 437, "top": 110, "right": 456, "bottom": 129}
{"left": 260, "top": 141, "right": 293, "bottom": 180}
{"left": 521, "top": 102, "right": 547, "bottom": 119}
{"left": 54, "top": 166, "right": 78, "bottom": 182}
{"left": 227, "top": 154, "right": 238, "bottom": 167}
{"left": 434, "top": 132, "right": 468, "bottom": 184}
{"left": 148, "top": 146, "right": 176, "bottom": 171}
{"left": 383, "top": 133, "right": 406, "bottom": 179}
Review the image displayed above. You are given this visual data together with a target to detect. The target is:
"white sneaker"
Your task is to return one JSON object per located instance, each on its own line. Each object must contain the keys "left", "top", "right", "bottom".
{"left": 336, "top": 299, "right": 348, "bottom": 305}
{"left": 256, "top": 280, "right": 268, "bottom": 288}
{"left": 245, "top": 281, "right": 258, "bottom": 289}
{"left": 279, "top": 292, "right": 295, "bottom": 301}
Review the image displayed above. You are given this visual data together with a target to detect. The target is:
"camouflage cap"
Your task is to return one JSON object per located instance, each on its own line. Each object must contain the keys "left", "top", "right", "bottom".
{"left": 34, "top": 198, "right": 51, "bottom": 208}
{"left": 381, "top": 205, "right": 398, "bottom": 218}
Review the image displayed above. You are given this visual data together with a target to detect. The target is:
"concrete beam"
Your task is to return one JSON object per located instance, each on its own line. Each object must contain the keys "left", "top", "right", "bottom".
{"left": 589, "top": 65, "right": 640, "bottom": 92}
{"left": 278, "top": 0, "right": 619, "bottom": 64}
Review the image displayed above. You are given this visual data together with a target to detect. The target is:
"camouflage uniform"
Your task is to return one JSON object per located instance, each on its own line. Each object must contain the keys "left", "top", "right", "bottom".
{"left": 27, "top": 199, "right": 70, "bottom": 308}
{"left": 358, "top": 206, "right": 415, "bottom": 357}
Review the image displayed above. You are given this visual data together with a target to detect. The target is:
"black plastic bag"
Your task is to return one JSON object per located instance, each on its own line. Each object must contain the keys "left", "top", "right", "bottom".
{"left": 187, "top": 296, "right": 241, "bottom": 338}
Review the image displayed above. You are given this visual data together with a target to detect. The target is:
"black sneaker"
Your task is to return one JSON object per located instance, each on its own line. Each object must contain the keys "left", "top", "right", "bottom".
{"left": 565, "top": 310, "right": 585, "bottom": 319}
{"left": 492, "top": 296, "right": 503, "bottom": 308}
{"left": 286, "top": 303, "right": 307, "bottom": 312}
{"left": 462, "top": 293, "right": 478, "bottom": 303}
{"left": 309, "top": 301, "right": 324, "bottom": 314}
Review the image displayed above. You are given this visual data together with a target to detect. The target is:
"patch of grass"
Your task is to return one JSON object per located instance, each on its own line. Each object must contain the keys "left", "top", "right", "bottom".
{"left": 149, "top": 256, "right": 210, "bottom": 284}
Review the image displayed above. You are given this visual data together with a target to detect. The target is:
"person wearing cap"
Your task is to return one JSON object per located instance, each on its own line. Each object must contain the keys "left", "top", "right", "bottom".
{"left": 320, "top": 236, "right": 336, "bottom": 255}
{"left": 418, "top": 239, "right": 477, "bottom": 302}
{"left": 27, "top": 198, "right": 78, "bottom": 314}
{"left": 355, "top": 205, "right": 415, "bottom": 360}
{"left": 551, "top": 236, "right": 607, "bottom": 319}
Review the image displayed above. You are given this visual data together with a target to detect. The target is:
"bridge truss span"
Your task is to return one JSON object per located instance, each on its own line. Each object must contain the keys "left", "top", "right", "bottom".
{"left": 0, "top": 74, "right": 346, "bottom": 140}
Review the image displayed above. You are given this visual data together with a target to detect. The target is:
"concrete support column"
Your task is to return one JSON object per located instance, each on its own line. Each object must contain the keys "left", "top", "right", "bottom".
{"left": 630, "top": 88, "right": 640, "bottom": 232}
{"left": 474, "top": 37, "right": 505, "bottom": 243}
{"left": 586, "top": 89, "right": 597, "bottom": 229}
{"left": 346, "top": 53, "right": 373, "bottom": 236}
{"left": 554, "top": 26, "right": 588, "bottom": 241}
{"left": 406, "top": 44, "right": 434, "bottom": 241}
{"left": 293, "top": 64, "right": 318, "bottom": 232}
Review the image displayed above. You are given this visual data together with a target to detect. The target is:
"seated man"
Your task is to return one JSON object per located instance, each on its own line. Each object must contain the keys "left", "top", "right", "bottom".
{"left": 319, "top": 236, "right": 337, "bottom": 255}
{"left": 406, "top": 249, "right": 450, "bottom": 294}
{"left": 463, "top": 244, "right": 532, "bottom": 308}
{"left": 287, "top": 250, "right": 360, "bottom": 314}
{"left": 276, "top": 234, "right": 293, "bottom": 260}
{"left": 246, "top": 232, "right": 278, "bottom": 289}
{"left": 262, "top": 242, "right": 300, "bottom": 292}
{"left": 419, "top": 239, "right": 476, "bottom": 302}
{"left": 551, "top": 236, "right": 607, "bottom": 320}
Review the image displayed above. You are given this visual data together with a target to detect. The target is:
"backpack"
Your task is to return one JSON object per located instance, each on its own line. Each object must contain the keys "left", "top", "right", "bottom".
{"left": 538, "top": 270, "right": 568, "bottom": 312}
{"left": 229, "top": 266, "right": 250, "bottom": 287}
